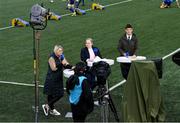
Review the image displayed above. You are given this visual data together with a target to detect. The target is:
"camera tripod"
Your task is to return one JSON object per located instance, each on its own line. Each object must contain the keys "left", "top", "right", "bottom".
{"left": 95, "top": 83, "right": 120, "bottom": 122}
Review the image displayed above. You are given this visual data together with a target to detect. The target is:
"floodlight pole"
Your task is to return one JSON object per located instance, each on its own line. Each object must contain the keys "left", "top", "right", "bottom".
{"left": 33, "top": 29, "right": 40, "bottom": 123}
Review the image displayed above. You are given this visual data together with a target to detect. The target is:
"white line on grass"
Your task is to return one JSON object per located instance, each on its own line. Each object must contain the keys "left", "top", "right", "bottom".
{"left": 162, "top": 48, "right": 180, "bottom": 60}
{"left": 0, "top": 26, "right": 14, "bottom": 31}
{"left": 0, "top": 0, "right": 133, "bottom": 31}
{"left": 109, "top": 80, "right": 126, "bottom": 92}
{"left": 0, "top": 48, "right": 179, "bottom": 91}
{"left": 108, "top": 47, "right": 180, "bottom": 92}
{"left": 104, "top": 0, "right": 132, "bottom": 7}
{"left": 0, "top": 80, "right": 44, "bottom": 88}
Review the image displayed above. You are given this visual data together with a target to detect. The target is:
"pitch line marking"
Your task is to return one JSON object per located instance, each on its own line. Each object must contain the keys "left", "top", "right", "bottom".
{"left": 0, "top": 48, "right": 179, "bottom": 91}
{"left": 0, "top": 0, "right": 133, "bottom": 31}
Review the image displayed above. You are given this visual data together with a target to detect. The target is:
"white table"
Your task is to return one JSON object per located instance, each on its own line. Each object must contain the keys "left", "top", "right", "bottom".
{"left": 116, "top": 56, "right": 146, "bottom": 63}
{"left": 87, "top": 56, "right": 114, "bottom": 67}
{"left": 63, "top": 69, "right": 74, "bottom": 78}
{"left": 63, "top": 57, "right": 115, "bottom": 78}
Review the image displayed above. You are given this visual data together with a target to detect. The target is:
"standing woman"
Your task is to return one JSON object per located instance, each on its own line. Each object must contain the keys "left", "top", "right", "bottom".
{"left": 42, "top": 45, "right": 72, "bottom": 116}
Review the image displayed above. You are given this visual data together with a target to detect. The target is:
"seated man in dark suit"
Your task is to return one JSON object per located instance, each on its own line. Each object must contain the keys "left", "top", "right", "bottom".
{"left": 80, "top": 38, "right": 102, "bottom": 88}
{"left": 117, "top": 24, "right": 138, "bottom": 79}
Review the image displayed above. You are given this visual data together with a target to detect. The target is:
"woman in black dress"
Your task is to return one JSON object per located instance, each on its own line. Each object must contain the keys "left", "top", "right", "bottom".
{"left": 42, "top": 45, "right": 72, "bottom": 116}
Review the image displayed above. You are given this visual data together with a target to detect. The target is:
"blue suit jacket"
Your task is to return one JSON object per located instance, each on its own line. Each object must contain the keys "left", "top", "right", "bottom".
{"left": 80, "top": 47, "right": 102, "bottom": 62}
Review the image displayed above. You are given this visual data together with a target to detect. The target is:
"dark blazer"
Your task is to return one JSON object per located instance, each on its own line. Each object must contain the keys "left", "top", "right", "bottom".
{"left": 80, "top": 47, "right": 102, "bottom": 62}
{"left": 117, "top": 33, "right": 138, "bottom": 56}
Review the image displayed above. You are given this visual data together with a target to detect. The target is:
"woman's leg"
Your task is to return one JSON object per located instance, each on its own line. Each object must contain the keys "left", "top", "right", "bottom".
{"left": 47, "top": 95, "right": 63, "bottom": 110}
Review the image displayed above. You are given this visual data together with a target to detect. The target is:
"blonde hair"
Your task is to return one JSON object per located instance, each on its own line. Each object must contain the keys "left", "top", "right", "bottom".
{"left": 86, "top": 38, "right": 93, "bottom": 44}
{"left": 54, "top": 45, "right": 63, "bottom": 53}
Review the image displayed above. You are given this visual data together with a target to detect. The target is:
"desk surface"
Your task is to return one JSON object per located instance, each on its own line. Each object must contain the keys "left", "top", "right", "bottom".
{"left": 63, "top": 69, "right": 74, "bottom": 78}
{"left": 117, "top": 56, "right": 146, "bottom": 63}
{"left": 87, "top": 58, "right": 114, "bottom": 67}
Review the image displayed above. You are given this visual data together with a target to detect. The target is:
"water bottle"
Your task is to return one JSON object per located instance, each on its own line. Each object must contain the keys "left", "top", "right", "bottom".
{"left": 125, "top": 52, "right": 129, "bottom": 58}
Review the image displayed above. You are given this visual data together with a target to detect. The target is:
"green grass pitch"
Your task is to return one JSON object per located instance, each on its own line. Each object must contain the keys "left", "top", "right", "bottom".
{"left": 0, "top": 0, "right": 180, "bottom": 121}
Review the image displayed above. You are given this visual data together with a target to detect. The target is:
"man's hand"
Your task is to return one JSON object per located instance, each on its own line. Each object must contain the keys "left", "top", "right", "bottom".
{"left": 132, "top": 55, "right": 136, "bottom": 58}
{"left": 130, "top": 55, "right": 137, "bottom": 61}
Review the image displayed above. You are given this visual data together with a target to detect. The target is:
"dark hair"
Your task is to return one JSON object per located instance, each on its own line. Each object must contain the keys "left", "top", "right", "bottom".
{"left": 66, "top": 61, "right": 87, "bottom": 93}
{"left": 125, "top": 24, "right": 133, "bottom": 29}
{"left": 74, "top": 61, "right": 86, "bottom": 74}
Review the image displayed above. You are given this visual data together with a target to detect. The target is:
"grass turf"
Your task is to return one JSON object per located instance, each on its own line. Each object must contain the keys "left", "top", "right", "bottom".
{"left": 0, "top": 0, "right": 180, "bottom": 121}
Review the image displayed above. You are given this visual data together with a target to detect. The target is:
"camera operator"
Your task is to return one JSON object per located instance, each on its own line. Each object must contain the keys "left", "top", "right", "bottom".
{"left": 66, "top": 62, "right": 94, "bottom": 122}
{"left": 42, "top": 45, "right": 73, "bottom": 116}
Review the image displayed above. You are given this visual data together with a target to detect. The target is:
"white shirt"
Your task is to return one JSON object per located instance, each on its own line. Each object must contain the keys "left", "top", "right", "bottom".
{"left": 126, "top": 34, "right": 132, "bottom": 40}
{"left": 88, "top": 48, "right": 95, "bottom": 61}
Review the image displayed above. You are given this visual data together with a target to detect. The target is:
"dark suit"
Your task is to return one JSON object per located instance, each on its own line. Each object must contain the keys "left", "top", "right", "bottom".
{"left": 80, "top": 47, "right": 102, "bottom": 89}
{"left": 118, "top": 33, "right": 138, "bottom": 56}
{"left": 80, "top": 47, "right": 102, "bottom": 62}
{"left": 117, "top": 33, "right": 138, "bottom": 79}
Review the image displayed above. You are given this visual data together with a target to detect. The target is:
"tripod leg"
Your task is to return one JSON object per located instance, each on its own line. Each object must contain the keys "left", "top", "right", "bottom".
{"left": 107, "top": 93, "right": 120, "bottom": 122}
{"left": 100, "top": 97, "right": 108, "bottom": 122}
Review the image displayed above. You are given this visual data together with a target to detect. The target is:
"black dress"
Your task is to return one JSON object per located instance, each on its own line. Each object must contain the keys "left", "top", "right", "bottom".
{"left": 43, "top": 52, "right": 64, "bottom": 97}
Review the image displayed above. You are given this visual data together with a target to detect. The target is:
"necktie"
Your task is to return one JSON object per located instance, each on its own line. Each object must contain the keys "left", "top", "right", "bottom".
{"left": 128, "top": 36, "right": 131, "bottom": 43}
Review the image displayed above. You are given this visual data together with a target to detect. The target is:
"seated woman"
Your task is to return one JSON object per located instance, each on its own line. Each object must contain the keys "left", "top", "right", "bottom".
{"left": 160, "top": 0, "right": 180, "bottom": 8}
{"left": 80, "top": 38, "right": 101, "bottom": 63}
{"left": 80, "top": 38, "right": 102, "bottom": 89}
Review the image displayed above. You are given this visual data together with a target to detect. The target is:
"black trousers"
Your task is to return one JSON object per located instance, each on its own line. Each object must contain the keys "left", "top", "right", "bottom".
{"left": 71, "top": 104, "right": 88, "bottom": 122}
{"left": 120, "top": 63, "right": 131, "bottom": 80}
{"left": 47, "top": 95, "right": 63, "bottom": 110}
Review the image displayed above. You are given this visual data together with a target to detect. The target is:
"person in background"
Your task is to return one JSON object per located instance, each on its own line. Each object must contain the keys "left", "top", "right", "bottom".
{"left": 160, "top": 0, "right": 180, "bottom": 8}
{"left": 117, "top": 24, "right": 138, "bottom": 79}
{"left": 66, "top": 62, "right": 94, "bottom": 122}
{"left": 76, "top": 0, "right": 85, "bottom": 6}
{"left": 67, "top": 0, "right": 80, "bottom": 16}
{"left": 80, "top": 38, "right": 102, "bottom": 88}
{"left": 42, "top": 45, "right": 73, "bottom": 116}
